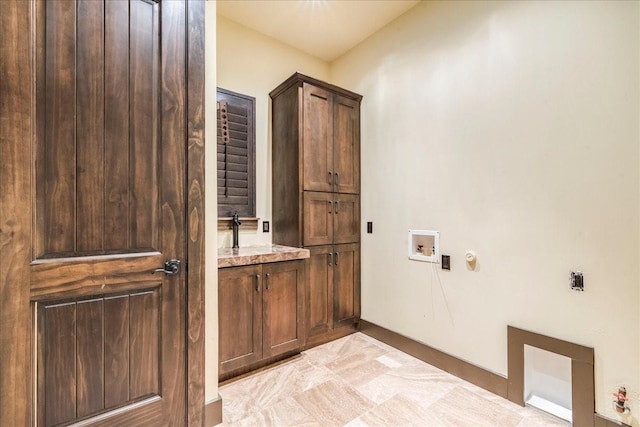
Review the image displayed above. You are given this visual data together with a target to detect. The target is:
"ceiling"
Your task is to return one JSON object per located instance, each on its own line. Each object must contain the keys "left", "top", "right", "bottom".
{"left": 216, "top": 0, "right": 421, "bottom": 62}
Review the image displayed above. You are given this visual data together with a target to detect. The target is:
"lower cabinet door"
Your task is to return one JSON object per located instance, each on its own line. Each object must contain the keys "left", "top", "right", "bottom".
{"left": 218, "top": 264, "right": 263, "bottom": 375}
{"left": 306, "top": 246, "right": 334, "bottom": 337}
{"left": 262, "top": 260, "right": 306, "bottom": 358}
{"left": 333, "top": 243, "right": 360, "bottom": 328}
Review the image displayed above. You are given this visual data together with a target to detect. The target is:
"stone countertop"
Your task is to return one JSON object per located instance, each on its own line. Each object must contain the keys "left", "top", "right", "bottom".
{"left": 218, "top": 245, "right": 310, "bottom": 268}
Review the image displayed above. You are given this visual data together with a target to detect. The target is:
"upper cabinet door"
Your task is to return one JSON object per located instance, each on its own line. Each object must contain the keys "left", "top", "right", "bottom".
{"left": 303, "top": 83, "right": 334, "bottom": 192}
{"left": 333, "top": 95, "right": 360, "bottom": 194}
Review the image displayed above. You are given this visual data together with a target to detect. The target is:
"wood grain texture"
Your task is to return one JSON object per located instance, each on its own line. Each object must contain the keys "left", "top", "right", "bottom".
{"left": 130, "top": 0, "right": 159, "bottom": 250}
{"left": 302, "top": 83, "right": 333, "bottom": 193}
{"left": 104, "top": 295, "right": 130, "bottom": 408}
{"left": 262, "top": 260, "right": 306, "bottom": 358}
{"left": 104, "top": 0, "right": 130, "bottom": 251}
{"left": 76, "top": 299, "right": 105, "bottom": 418}
{"left": 43, "top": 303, "right": 77, "bottom": 426}
{"left": 186, "top": 0, "right": 206, "bottom": 424}
{"left": 271, "top": 84, "right": 302, "bottom": 247}
{"left": 303, "top": 191, "right": 334, "bottom": 246}
{"left": 218, "top": 265, "right": 263, "bottom": 375}
{"left": 0, "top": 2, "right": 33, "bottom": 424}
{"left": 30, "top": 254, "right": 163, "bottom": 300}
{"left": 307, "top": 246, "right": 334, "bottom": 337}
{"left": 76, "top": 1, "right": 105, "bottom": 251}
{"left": 333, "top": 193, "right": 360, "bottom": 244}
{"left": 160, "top": 1, "right": 188, "bottom": 423}
{"left": 333, "top": 243, "right": 360, "bottom": 327}
{"left": 333, "top": 95, "right": 360, "bottom": 194}
{"left": 129, "top": 291, "right": 160, "bottom": 399}
{"left": 44, "top": 0, "right": 77, "bottom": 254}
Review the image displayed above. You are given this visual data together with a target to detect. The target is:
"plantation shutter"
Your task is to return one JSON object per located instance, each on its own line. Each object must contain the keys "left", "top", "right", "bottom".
{"left": 217, "top": 88, "right": 255, "bottom": 217}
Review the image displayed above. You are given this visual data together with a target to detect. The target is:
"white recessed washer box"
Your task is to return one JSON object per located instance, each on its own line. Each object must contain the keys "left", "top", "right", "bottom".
{"left": 408, "top": 229, "right": 439, "bottom": 262}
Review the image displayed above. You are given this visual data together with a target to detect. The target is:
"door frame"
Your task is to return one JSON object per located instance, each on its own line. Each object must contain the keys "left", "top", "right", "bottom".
{"left": 0, "top": 0, "right": 206, "bottom": 425}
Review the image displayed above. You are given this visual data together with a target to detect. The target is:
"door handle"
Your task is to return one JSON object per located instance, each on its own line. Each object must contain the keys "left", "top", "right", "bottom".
{"left": 255, "top": 274, "right": 261, "bottom": 292}
{"left": 327, "top": 252, "right": 333, "bottom": 266}
{"left": 328, "top": 171, "right": 333, "bottom": 185}
{"left": 335, "top": 252, "right": 339, "bottom": 265}
{"left": 265, "top": 273, "right": 271, "bottom": 291}
{"left": 335, "top": 201, "right": 339, "bottom": 214}
{"left": 153, "top": 259, "right": 181, "bottom": 276}
{"left": 328, "top": 200, "right": 333, "bottom": 214}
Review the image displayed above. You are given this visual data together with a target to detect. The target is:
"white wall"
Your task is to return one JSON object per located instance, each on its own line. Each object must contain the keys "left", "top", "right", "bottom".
{"left": 216, "top": 16, "right": 330, "bottom": 248}
{"left": 204, "top": 0, "right": 218, "bottom": 404}
{"left": 330, "top": 1, "right": 639, "bottom": 423}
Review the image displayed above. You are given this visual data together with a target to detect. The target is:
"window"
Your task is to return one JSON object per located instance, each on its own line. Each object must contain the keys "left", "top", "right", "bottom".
{"left": 217, "top": 88, "right": 255, "bottom": 218}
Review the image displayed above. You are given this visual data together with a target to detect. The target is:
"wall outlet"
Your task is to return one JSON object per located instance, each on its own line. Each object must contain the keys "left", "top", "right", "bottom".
{"left": 262, "top": 221, "right": 269, "bottom": 233}
{"left": 570, "top": 271, "right": 583, "bottom": 291}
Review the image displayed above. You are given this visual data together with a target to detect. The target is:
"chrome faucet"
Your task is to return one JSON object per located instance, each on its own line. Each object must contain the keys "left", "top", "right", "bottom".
{"left": 232, "top": 211, "right": 241, "bottom": 249}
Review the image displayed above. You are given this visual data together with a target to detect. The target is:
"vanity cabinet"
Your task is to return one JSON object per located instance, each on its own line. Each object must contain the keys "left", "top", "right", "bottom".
{"left": 271, "top": 73, "right": 361, "bottom": 346}
{"left": 218, "top": 259, "right": 305, "bottom": 379}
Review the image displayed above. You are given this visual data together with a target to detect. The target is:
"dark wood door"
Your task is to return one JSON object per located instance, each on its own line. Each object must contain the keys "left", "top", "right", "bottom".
{"left": 333, "top": 244, "right": 361, "bottom": 328}
{"left": 306, "top": 246, "right": 334, "bottom": 337}
{"left": 303, "top": 83, "right": 334, "bottom": 192}
{"left": 218, "top": 265, "right": 263, "bottom": 376}
{"left": 262, "top": 260, "right": 306, "bottom": 358}
{"left": 333, "top": 95, "right": 360, "bottom": 194}
{"left": 30, "top": 1, "right": 189, "bottom": 425}
{"left": 303, "top": 191, "right": 334, "bottom": 246}
{"left": 334, "top": 193, "right": 360, "bottom": 244}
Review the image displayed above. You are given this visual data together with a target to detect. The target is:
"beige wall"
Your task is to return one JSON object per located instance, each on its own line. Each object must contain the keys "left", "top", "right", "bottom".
{"left": 330, "top": 1, "right": 639, "bottom": 424}
{"left": 216, "top": 16, "right": 330, "bottom": 248}
{"left": 205, "top": 0, "right": 218, "bottom": 404}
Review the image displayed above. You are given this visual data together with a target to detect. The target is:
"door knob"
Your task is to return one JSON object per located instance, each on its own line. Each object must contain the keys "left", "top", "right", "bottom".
{"left": 153, "top": 259, "right": 181, "bottom": 276}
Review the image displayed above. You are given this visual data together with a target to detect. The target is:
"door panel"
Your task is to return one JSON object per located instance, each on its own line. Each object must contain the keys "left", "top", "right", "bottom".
{"left": 307, "top": 246, "right": 333, "bottom": 336}
{"left": 303, "top": 192, "right": 334, "bottom": 246}
{"left": 38, "top": 0, "right": 160, "bottom": 258}
{"left": 334, "top": 193, "right": 360, "bottom": 244}
{"left": 37, "top": 288, "right": 161, "bottom": 426}
{"left": 303, "top": 83, "right": 333, "bottom": 192}
{"left": 333, "top": 95, "right": 360, "bottom": 194}
{"left": 32, "top": 1, "right": 186, "bottom": 425}
{"left": 263, "top": 260, "right": 305, "bottom": 358}
{"left": 333, "top": 244, "right": 360, "bottom": 328}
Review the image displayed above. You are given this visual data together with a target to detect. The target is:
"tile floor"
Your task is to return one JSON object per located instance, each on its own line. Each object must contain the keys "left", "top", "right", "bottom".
{"left": 219, "top": 332, "right": 570, "bottom": 427}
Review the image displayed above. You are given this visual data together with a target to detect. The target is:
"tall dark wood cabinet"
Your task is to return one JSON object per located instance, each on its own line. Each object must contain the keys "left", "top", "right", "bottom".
{"left": 270, "top": 73, "right": 362, "bottom": 346}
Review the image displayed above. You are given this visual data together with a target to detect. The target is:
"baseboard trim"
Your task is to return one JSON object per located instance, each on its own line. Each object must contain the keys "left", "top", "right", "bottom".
{"left": 594, "top": 413, "right": 631, "bottom": 427}
{"left": 204, "top": 395, "right": 223, "bottom": 427}
{"left": 359, "top": 320, "right": 508, "bottom": 398}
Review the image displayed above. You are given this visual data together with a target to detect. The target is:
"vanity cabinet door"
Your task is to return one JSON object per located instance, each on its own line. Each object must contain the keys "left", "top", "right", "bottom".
{"left": 333, "top": 244, "right": 360, "bottom": 329}
{"left": 218, "top": 265, "right": 263, "bottom": 375}
{"left": 262, "top": 260, "right": 305, "bottom": 358}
